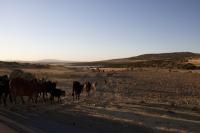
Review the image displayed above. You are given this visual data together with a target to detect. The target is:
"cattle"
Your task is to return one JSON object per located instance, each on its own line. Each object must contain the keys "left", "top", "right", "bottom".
{"left": 44, "top": 81, "right": 56, "bottom": 95}
{"left": 10, "top": 78, "right": 42, "bottom": 104}
{"left": 91, "top": 81, "right": 97, "bottom": 95}
{"left": 37, "top": 79, "right": 46, "bottom": 101}
{"left": 84, "top": 81, "right": 92, "bottom": 96}
{"left": 38, "top": 80, "right": 57, "bottom": 102}
{"left": 50, "top": 88, "right": 65, "bottom": 104}
{"left": 0, "top": 75, "right": 12, "bottom": 106}
{"left": 72, "top": 81, "right": 84, "bottom": 101}
{"left": 84, "top": 81, "right": 97, "bottom": 96}
{"left": 35, "top": 79, "right": 53, "bottom": 103}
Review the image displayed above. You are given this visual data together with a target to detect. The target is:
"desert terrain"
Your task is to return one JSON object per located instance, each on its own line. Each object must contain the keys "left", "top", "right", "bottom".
{"left": 0, "top": 53, "right": 200, "bottom": 133}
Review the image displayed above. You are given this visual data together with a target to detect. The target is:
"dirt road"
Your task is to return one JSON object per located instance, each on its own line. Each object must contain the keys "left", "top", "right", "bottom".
{"left": 0, "top": 106, "right": 153, "bottom": 133}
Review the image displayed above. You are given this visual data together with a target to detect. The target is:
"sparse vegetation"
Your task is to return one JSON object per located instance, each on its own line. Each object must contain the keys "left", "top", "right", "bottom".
{"left": 1, "top": 53, "right": 200, "bottom": 133}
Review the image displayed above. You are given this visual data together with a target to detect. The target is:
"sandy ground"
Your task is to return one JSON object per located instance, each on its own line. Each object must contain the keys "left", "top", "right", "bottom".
{"left": 1, "top": 66, "right": 200, "bottom": 133}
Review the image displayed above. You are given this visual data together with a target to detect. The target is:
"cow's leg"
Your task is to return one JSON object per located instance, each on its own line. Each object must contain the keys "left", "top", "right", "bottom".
{"left": 47, "top": 92, "right": 50, "bottom": 102}
{"left": 28, "top": 96, "right": 33, "bottom": 103}
{"left": 3, "top": 98, "right": 6, "bottom": 106}
{"left": 72, "top": 92, "right": 75, "bottom": 101}
{"left": 0, "top": 94, "right": 2, "bottom": 105}
{"left": 21, "top": 96, "right": 25, "bottom": 104}
{"left": 58, "top": 97, "right": 60, "bottom": 103}
{"left": 28, "top": 96, "right": 31, "bottom": 103}
{"left": 59, "top": 96, "right": 62, "bottom": 103}
{"left": 43, "top": 92, "right": 46, "bottom": 103}
{"left": 9, "top": 94, "right": 13, "bottom": 103}
{"left": 52, "top": 96, "right": 54, "bottom": 104}
{"left": 50, "top": 95, "right": 52, "bottom": 104}
{"left": 13, "top": 96, "right": 17, "bottom": 104}
{"left": 30, "top": 97, "right": 34, "bottom": 103}
{"left": 3, "top": 93, "right": 8, "bottom": 106}
{"left": 45, "top": 92, "right": 48, "bottom": 100}
{"left": 9, "top": 92, "right": 13, "bottom": 104}
{"left": 0, "top": 93, "right": 4, "bottom": 105}
{"left": 74, "top": 95, "right": 76, "bottom": 101}
{"left": 77, "top": 94, "right": 80, "bottom": 100}
{"left": 72, "top": 91, "right": 75, "bottom": 101}
{"left": 43, "top": 91, "right": 48, "bottom": 103}
{"left": 59, "top": 97, "right": 62, "bottom": 104}
{"left": 35, "top": 95, "right": 38, "bottom": 104}
{"left": 13, "top": 93, "right": 17, "bottom": 104}
{"left": 73, "top": 95, "right": 75, "bottom": 101}
{"left": 28, "top": 96, "right": 35, "bottom": 104}
{"left": 50, "top": 95, "right": 54, "bottom": 104}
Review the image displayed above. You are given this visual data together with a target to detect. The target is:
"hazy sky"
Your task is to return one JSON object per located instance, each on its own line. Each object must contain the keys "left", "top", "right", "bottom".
{"left": 0, "top": 0, "right": 200, "bottom": 61}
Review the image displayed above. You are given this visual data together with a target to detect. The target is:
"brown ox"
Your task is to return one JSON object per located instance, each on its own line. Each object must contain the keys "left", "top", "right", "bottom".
{"left": 84, "top": 81, "right": 92, "bottom": 96}
{"left": 84, "top": 81, "right": 97, "bottom": 96}
{"left": 10, "top": 78, "right": 42, "bottom": 104}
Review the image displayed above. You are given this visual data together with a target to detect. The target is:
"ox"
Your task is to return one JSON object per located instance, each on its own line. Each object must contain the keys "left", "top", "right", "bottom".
{"left": 84, "top": 81, "right": 97, "bottom": 96}
{"left": 72, "top": 81, "right": 84, "bottom": 101}
{"left": 10, "top": 78, "right": 42, "bottom": 104}
{"left": 50, "top": 88, "right": 65, "bottom": 104}
{"left": 0, "top": 75, "right": 12, "bottom": 106}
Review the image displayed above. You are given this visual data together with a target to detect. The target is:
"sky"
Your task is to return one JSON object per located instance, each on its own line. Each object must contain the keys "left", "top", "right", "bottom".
{"left": 0, "top": 0, "right": 200, "bottom": 61}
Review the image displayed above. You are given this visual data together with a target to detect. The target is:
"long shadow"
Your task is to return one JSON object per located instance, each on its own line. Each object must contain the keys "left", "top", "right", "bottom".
{"left": 41, "top": 108, "right": 155, "bottom": 133}
{"left": 77, "top": 105, "right": 200, "bottom": 133}
{"left": 112, "top": 103, "right": 200, "bottom": 122}
{"left": 0, "top": 106, "right": 155, "bottom": 133}
{"left": 0, "top": 108, "right": 41, "bottom": 133}
{"left": 0, "top": 107, "right": 90, "bottom": 133}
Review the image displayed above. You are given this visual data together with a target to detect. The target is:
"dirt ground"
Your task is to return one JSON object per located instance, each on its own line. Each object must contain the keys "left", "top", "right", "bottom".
{"left": 0, "top": 66, "right": 200, "bottom": 133}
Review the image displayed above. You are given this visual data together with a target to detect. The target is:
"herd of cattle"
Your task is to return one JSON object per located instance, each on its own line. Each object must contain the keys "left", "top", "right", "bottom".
{"left": 72, "top": 81, "right": 97, "bottom": 100}
{"left": 0, "top": 75, "right": 97, "bottom": 106}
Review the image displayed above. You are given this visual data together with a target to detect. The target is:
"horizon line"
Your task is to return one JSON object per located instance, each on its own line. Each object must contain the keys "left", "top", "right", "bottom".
{"left": 0, "top": 51, "right": 198, "bottom": 63}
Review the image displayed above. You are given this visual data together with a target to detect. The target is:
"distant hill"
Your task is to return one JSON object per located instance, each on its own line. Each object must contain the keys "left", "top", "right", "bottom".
{"left": 0, "top": 61, "right": 49, "bottom": 69}
{"left": 35, "top": 59, "right": 73, "bottom": 63}
{"left": 129, "top": 52, "right": 200, "bottom": 61}
{"left": 27, "top": 59, "right": 76, "bottom": 65}
{"left": 74, "top": 52, "right": 200, "bottom": 69}
{"left": 1, "top": 52, "right": 200, "bottom": 70}
{"left": 0, "top": 59, "right": 75, "bottom": 69}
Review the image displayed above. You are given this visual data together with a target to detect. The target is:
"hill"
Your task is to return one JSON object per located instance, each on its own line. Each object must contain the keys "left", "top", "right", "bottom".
{"left": 1, "top": 52, "right": 200, "bottom": 70}
{"left": 73, "top": 52, "right": 200, "bottom": 69}
{"left": 129, "top": 52, "right": 200, "bottom": 61}
{"left": 0, "top": 61, "right": 49, "bottom": 69}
